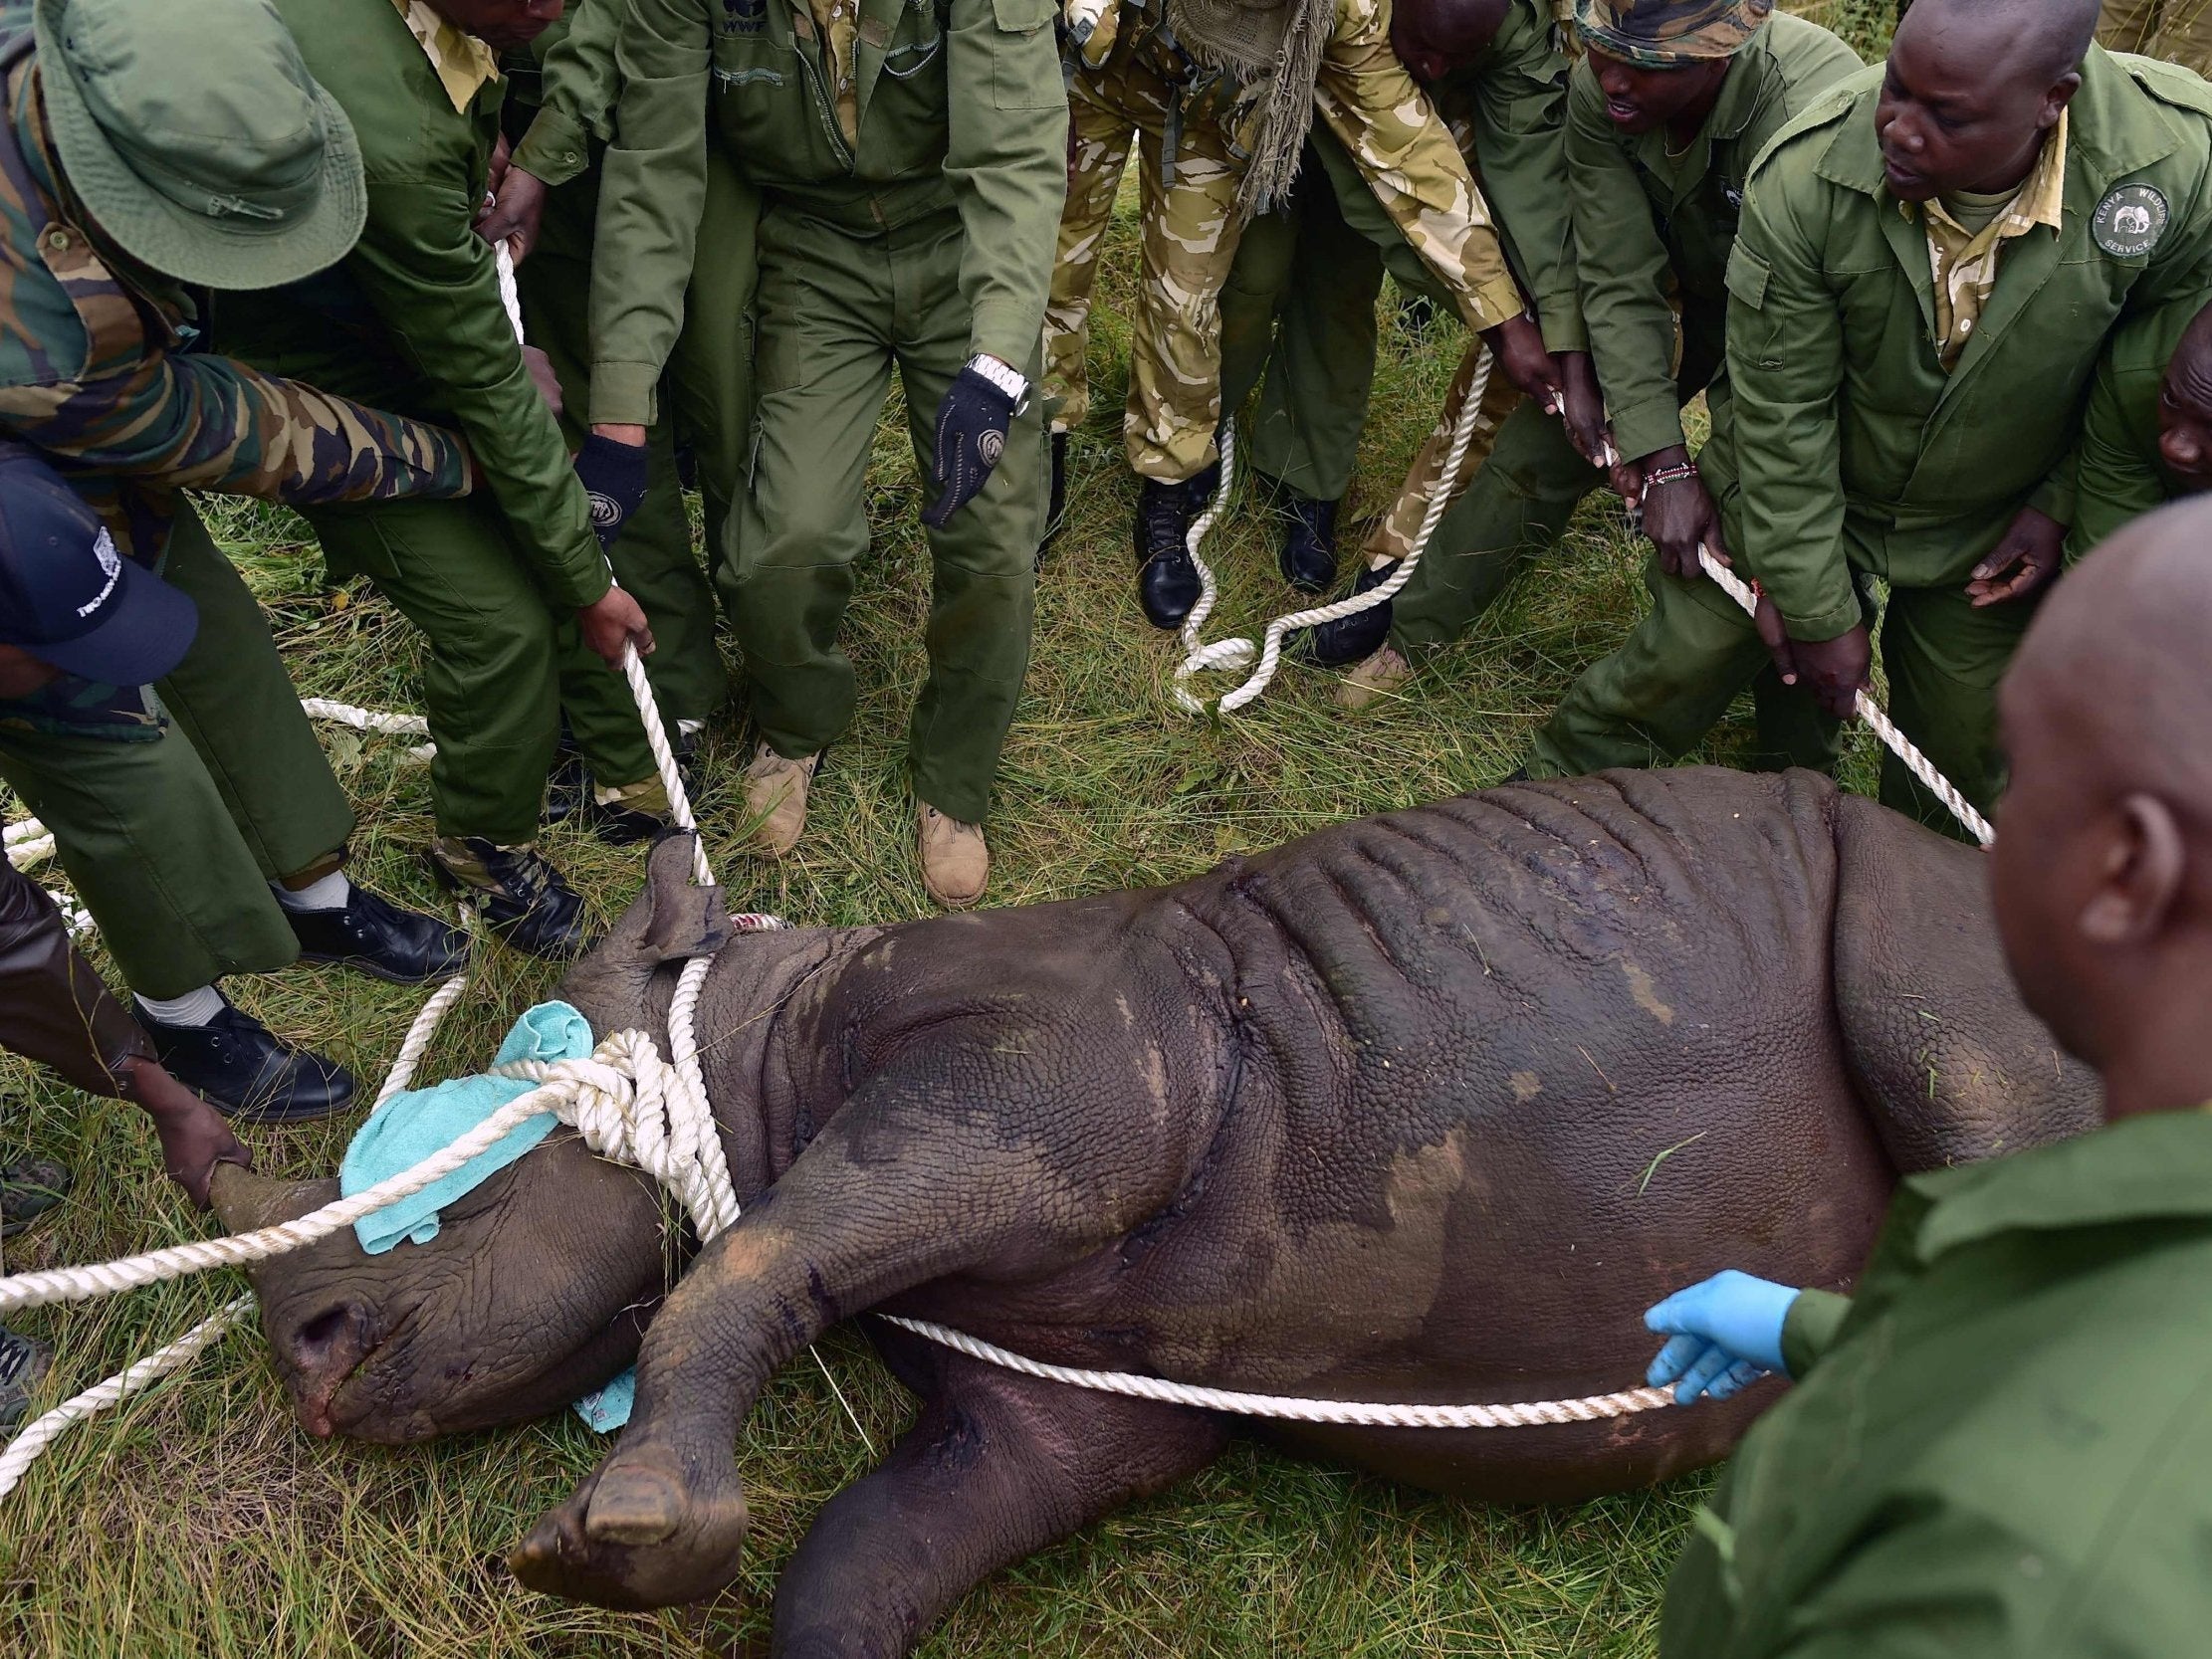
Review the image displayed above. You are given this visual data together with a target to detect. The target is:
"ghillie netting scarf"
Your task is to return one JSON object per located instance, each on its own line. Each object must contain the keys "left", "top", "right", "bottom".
{"left": 1167, "top": 0, "right": 1335, "bottom": 220}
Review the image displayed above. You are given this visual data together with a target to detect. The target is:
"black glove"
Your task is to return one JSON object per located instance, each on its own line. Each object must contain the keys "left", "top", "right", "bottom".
{"left": 922, "top": 364, "right": 1018, "bottom": 529}
{"left": 575, "top": 433, "right": 651, "bottom": 551}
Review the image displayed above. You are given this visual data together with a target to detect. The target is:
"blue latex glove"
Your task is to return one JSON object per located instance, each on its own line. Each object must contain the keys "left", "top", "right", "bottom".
{"left": 1645, "top": 1270, "right": 1803, "bottom": 1403}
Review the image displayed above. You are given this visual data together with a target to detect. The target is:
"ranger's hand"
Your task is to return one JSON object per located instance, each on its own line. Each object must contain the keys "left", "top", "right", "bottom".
{"left": 122, "top": 1056, "right": 249, "bottom": 1209}
{"left": 1556, "top": 351, "right": 1613, "bottom": 470}
{"left": 1479, "top": 314, "right": 1563, "bottom": 417}
{"left": 576, "top": 586, "right": 655, "bottom": 669}
{"left": 1777, "top": 623, "right": 1872, "bottom": 721}
{"left": 923, "top": 361, "right": 1019, "bottom": 528}
{"left": 575, "top": 431, "right": 651, "bottom": 552}
{"left": 1645, "top": 1270, "right": 1802, "bottom": 1403}
{"left": 523, "top": 345, "right": 564, "bottom": 418}
{"left": 1968, "top": 506, "right": 2066, "bottom": 608}
{"left": 1639, "top": 447, "right": 1723, "bottom": 580}
{"left": 477, "top": 163, "right": 551, "bottom": 266}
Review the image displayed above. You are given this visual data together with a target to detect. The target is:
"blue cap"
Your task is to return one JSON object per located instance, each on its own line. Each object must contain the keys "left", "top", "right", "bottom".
{"left": 0, "top": 448, "right": 196, "bottom": 685}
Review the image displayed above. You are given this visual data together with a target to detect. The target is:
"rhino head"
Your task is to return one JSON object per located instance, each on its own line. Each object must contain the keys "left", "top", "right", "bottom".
{"left": 214, "top": 837, "right": 781, "bottom": 1444}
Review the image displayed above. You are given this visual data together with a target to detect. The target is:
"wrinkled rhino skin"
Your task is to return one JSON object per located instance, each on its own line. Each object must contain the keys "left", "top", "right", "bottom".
{"left": 220, "top": 768, "right": 2098, "bottom": 1652}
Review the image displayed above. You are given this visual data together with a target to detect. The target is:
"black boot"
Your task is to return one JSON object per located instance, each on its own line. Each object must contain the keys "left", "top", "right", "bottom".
{"left": 1305, "top": 559, "right": 1402, "bottom": 667}
{"left": 431, "top": 837, "right": 590, "bottom": 959}
{"left": 1039, "top": 431, "right": 1070, "bottom": 568}
{"left": 289, "top": 886, "right": 470, "bottom": 983}
{"left": 0, "top": 1325, "right": 53, "bottom": 1428}
{"left": 142, "top": 995, "right": 358, "bottom": 1123}
{"left": 1274, "top": 491, "right": 1341, "bottom": 594}
{"left": 1134, "top": 476, "right": 1204, "bottom": 630}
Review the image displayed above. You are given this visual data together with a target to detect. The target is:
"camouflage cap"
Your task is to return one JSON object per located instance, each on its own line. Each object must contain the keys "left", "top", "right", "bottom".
{"left": 32, "top": 0, "right": 365, "bottom": 291}
{"left": 1574, "top": 0, "right": 1776, "bottom": 68}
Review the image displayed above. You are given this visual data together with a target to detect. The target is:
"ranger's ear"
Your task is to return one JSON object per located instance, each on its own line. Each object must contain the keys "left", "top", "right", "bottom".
{"left": 637, "top": 832, "right": 736, "bottom": 962}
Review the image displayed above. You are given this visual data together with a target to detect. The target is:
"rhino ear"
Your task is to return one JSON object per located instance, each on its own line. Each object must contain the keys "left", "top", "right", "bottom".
{"left": 591, "top": 833, "right": 733, "bottom": 965}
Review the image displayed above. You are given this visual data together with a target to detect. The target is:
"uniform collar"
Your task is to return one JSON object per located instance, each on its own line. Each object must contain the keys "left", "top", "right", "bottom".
{"left": 1699, "top": 23, "right": 1774, "bottom": 145}
{"left": 1905, "top": 1108, "right": 2212, "bottom": 1264}
{"left": 1816, "top": 47, "right": 2177, "bottom": 205}
{"left": 390, "top": 0, "right": 502, "bottom": 115}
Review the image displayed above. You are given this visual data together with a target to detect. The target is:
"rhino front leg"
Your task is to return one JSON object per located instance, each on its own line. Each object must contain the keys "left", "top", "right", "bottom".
{"left": 773, "top": 1336, "right": 1229, "bottom": 1658}
{"left": 511, "top": 1051, "right": 1198, "bottom": 1610}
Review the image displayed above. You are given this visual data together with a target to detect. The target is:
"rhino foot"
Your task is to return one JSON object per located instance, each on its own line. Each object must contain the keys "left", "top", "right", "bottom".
{"left": 510, "top": 1444, "right": 750, "bottom": 1609}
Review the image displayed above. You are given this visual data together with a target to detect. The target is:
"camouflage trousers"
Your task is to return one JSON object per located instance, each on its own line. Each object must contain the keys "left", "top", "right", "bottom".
{"left": 1043, "top": 51, "right": 1246, "bottom": 483}
{"left": 2099, "top": 0, "right": 2212, "bottom": 74}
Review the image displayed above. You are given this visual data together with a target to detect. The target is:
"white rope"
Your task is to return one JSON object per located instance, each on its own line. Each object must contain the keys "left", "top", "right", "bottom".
{"left": 882, "top": 1318, "right": 1674, "bottom": 1427}
{"left": 1173, "top": 351, "right": 1495, "bottom": 716}
{"left": 1691, "top": 549, "right": 1996, "bottom": 848}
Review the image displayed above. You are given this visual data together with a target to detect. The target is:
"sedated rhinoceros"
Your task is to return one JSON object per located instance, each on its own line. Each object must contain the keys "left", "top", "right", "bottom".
{"left": 213, "top": 767, "right": 2099, "bottom": 1656}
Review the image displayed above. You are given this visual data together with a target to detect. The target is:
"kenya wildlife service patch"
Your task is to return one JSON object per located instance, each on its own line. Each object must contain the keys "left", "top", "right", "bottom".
{"left": 2094, "top": 184, "right": 2169, "bottom": 258}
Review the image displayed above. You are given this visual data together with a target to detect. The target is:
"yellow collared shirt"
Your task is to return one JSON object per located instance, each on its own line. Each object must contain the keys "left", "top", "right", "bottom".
{"left": 804, "top": 0, "right": 862, "bottom": 147}
{"left": 1911, "top": 110, "right": 2069, "bottom": 371}
{"left": 391, "top": 0, "right": 502, "bottom": 115}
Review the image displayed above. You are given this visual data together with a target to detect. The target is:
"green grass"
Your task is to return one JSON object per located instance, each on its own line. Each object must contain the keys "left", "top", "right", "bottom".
{"left": 0, "top": 9, "right": 1909, "bottom": 1651}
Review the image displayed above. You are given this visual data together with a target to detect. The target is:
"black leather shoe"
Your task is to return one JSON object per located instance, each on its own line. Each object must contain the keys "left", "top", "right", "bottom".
{"left": 289, "top": 886, "right": 470, "bottom": 983}
{"left": 1275, "top": 492, "right": 1341, "bottom": 593}
{"left": 1305, "top": 559, "right": 1402, "bottom": 666}
{"left": 431, "top": 837, "right": 590, "bottom": 959}
{"left": 1135, "top": 476, "right": 1204, "bottom": 630}
{"left": 142, "top": 997, "right": 358, "bottom": 1123}
{"left": 1039, "top": 431, "right": 1070, "bottom": 568}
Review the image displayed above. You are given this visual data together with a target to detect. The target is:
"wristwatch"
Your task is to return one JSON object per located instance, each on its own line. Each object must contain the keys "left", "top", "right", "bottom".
{"left": 967, "top": 352, "right": 1030, "bottom": 412}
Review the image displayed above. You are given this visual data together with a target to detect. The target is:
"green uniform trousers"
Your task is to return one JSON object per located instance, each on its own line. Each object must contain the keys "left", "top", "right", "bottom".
{"left": 0, "top": 503, "right": 351, "bottom": 997}
{"left": 303, "top": 490, "right": 657, "bottom": 847}
{"left": 737, "top": 202, "right": 1040, "bottom": 826}
{"left": 520, "top": 141, "right": 760, "bottom": 726}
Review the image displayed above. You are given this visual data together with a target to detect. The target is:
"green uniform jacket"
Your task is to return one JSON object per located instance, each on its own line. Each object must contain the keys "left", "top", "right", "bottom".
{"left": 2069, "top": 297, "right": 2197, "bottom": 556}
{"left": 0, "top": 9, "right": 469, "bottom": 566}
{"left": 1662, "top": 1108, "right": 2212, "bottom": 1658}
{"left": 590, "top": 0, "right": 1066, "bottom": 427}
{"left": 1727, "top": 48, "right": 2212, "bottom": 643}
{"left": 220, "top": 0, "right": 610, "bottom": 611}
{"left": 508, "top": 1, "right": 620, "bottom": 189}
{"left": 1432, "top": 0, "right": 1584, "bottom": 353}
{"left": 1569, "top": 13, "right": 1861, "bottom": 466}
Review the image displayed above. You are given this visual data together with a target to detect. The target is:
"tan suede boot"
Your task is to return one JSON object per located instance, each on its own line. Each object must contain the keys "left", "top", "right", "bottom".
{"left": 742, "top": 741, "right": 818, "bottom": 855}
{"left": 1339, "top": 644, "right": 1413, "bottom": 711}
{"left": 917, "top": 803, "right": 989, "bottom": 910}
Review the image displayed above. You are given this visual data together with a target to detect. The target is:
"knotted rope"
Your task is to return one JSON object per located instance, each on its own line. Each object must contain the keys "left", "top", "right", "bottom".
{"left": 1174, "top": 351, "right": 1496, "bottom": 715}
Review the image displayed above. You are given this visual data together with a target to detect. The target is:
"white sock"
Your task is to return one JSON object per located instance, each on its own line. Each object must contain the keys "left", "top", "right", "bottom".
{"left": 135, "top": 986, "right": 226, "bottom": 1027}
{"left": 272, "top": 871, "right": 351, "bottom": 914}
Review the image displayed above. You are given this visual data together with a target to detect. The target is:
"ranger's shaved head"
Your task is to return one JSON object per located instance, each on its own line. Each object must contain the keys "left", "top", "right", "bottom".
{"left": 1993, "top": 501, "right": 2212, "bottom": 1114}
{"left": 1895, "top": 0, "right": 2101, "bottom": 82}
{"left": 1391, "top": 0, "right": 1512, "bottom": 82}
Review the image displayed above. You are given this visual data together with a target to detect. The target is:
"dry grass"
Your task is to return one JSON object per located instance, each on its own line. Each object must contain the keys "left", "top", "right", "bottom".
{"left": 0, "top": 9, "right": 1903, "bottom": 1652}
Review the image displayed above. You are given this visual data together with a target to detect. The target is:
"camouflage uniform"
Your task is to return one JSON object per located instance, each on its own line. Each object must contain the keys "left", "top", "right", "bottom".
{"left": 2100, "top": 0, "right": 2212, "bottom": 78}
{"left": 0, "top": 22, "right": 475, "bottom": 997}
{"left": 1044, "top": 0, "right": 1528, "bottom": 485}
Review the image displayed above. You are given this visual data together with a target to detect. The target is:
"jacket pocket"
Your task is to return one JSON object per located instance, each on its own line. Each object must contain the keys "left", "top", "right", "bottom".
{"left": 989, "top": 0, "right": 1060, "bottom": 108}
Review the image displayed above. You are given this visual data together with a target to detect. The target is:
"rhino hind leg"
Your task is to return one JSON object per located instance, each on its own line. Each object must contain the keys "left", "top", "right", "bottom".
{"left": 772, "top": 1333, "right": 1229, "bottom": 1658}
{"left": 1830, "top": 796, "right": 2101, "bottom": 1171}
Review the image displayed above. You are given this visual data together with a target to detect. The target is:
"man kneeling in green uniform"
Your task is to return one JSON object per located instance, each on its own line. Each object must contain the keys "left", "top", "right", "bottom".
{"left": 1643, "top": 499, "right": 2212, "bottom": 1655}
{"left": 217, "top": 0, "right": 665, "bottom": 957}
{"left": 1532, "top": 0, "right": 2212, "bottom": 836}
{"left": 2068, "top": 294, "right": 2212, "bottom": 554}
{"left": 592, "top": 0, "right": 1067, "bottom": 907}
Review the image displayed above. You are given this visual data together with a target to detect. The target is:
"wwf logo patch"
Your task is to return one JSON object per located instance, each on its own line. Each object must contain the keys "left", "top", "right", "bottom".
{"left": 2094, "top": 184, "right": 2169, "bottom": 258}
{"left": 722, "top": 0, "right": 767, "bottom": 33}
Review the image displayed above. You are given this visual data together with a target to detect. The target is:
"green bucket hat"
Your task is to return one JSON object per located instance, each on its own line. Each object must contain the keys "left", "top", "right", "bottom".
{"left": 1574, "top": 0, "right": 1775, "bottom": 68}
{"left": 32, "top": 0, "right": 365, "bottom": 291}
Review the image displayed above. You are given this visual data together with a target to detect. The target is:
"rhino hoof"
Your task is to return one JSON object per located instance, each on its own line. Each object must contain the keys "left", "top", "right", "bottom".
{"left": 510, "top": 1451, "right": 751, "bottom": 1609}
